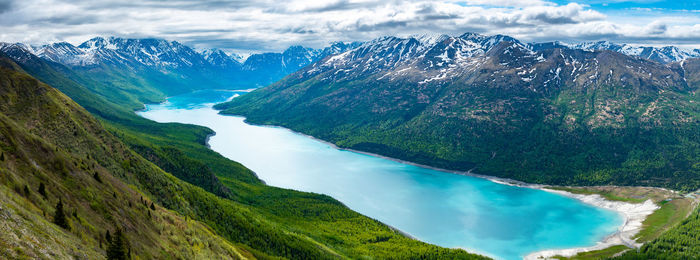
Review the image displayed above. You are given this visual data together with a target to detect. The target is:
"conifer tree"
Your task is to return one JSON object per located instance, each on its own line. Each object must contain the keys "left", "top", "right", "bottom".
{"left": 150, "top": 202, "right": 155, "bottom": 211}
{"left": 53, "top": 199, "right": 69, "bottom": 229}
{"left": 93, "top": 172, "right": 102, "bottom": 183}
{"left": 38, "top": 183, "right": 47, "bottom": 198}
{"left": 107, "top": 229, "right": 129, "bottom": 260}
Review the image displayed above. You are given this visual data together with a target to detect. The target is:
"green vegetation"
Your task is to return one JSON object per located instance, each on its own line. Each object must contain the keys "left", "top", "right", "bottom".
{"left": 634, "top": 199, "right": 694, "bottom": 243}
{"left": 1, "top": 43, "right": 487, "bottom": 258}
{"left": 216, "top": 54, "right": 700, "bottom": 192}
{"left": 53, "top": 199, "right": 69, "bottom": 230}
{"left": 101, "top": 71, "right": 489, "bottom": 260}
{"left": 554, "top": 245, "right": 630, "bottom": 260}
{"left": 613, "top": 205, "right": 700, "bottom": 259}
{"left": 106, "top": 229, "right": 130, "bottom": 260}
{"left": 0, "top": 57, "right": 252, "bottom": 259}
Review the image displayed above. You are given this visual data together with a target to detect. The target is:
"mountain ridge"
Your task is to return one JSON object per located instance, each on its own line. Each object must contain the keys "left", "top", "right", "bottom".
{"left": 216, "top": 33, "right": 700, "bottom": 191}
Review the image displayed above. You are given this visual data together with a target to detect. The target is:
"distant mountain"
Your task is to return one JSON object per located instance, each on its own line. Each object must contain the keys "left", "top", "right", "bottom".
{"left": 241, "top": 42, "right": 362, "bottom": 86}
{"left": 200, "top": 48, "right": 242, "bottom": 69}
{"left": 1, "top": 37, "right": 362, "bottom": 112}
{"left": 1, "top": 37, "right": 361, "bottom": 91}
{"left": 217, "top": 32, "right": 700, "bottom": 191}
{"left": 530, "top": 40, "right": 700, "bottom": 63}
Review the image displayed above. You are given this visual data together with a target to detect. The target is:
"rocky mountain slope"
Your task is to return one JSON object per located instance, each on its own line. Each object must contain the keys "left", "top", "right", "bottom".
{"left": 217, "top": 32, "right": 700, "bottom": 191}
{"left": 530, "top": 40, "right": 700, "bottom": 64}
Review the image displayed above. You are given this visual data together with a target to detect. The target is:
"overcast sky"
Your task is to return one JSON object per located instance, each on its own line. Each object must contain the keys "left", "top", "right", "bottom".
{"left": 1, "top": 0, "right": 699, "bottom": 54}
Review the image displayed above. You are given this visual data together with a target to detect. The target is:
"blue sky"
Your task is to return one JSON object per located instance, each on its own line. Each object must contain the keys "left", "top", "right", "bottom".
{"left": 552, "top": 0, "right": 700, "bottom": 24}
{"left": 560, "top": 0, "right": 698, "bottom": 10}
{"left": 0, "top": 0, "right": 698, "bottom": 54}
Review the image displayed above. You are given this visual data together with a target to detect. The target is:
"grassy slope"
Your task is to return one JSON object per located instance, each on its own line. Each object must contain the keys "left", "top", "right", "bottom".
{"left": 613, "top": 204, "right": 699, "bottom": 259}
{"left": 634, "top": 199, "right": 695, "bottom": 243}
{"left": 0, "top": 58, "right": 252, "bottom": 259}
{"left": 3, "top": 49, "right": 488, "bottom": 258}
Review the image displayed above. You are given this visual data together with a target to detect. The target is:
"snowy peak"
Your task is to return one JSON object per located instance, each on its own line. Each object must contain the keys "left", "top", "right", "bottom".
{"left": 459, "top": 33, "right": 523, "bottom": 50}
{"left": 199, "top": 48, "right": 242, "bottom": 68}
{"left": 533, "top": 40, "right": 700, "bottom": 63}
{"left": 242, "top": 42, "right": 359, "bottom": 76}
{"left": 0, "top": 42, "right": 37, "bottom": 62}
{"left": 78, "top": 37, "right": 113, "bottom": 50}
{"left": 282, "top": 45, "right": 319, "bottom": 66}
{"left": 412, "top": 33, "right": 450, "bottom": 46}
{"left": 316, "top": 32, "right": 527, "bottom": 75}
{"left": 573, "top": 41, "right": 622, "bottom": 52}
{"left": 34, "top": 42, "right": 97, "bottom": 66}
{"left": 48, "top": 36, "right": 205, "bottom": 68}
{"left": 319, "top": 41, "right": 362, "bottom": 57}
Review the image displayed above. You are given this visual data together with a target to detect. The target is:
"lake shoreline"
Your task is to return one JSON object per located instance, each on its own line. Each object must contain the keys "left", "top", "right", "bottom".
{"left": 219, "top": 112, "right": 663, "bottom": 259}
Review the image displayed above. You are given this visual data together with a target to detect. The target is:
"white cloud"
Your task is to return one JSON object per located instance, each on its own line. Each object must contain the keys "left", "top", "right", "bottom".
{"left": 0, "top": 0, "right": 698, "bottom": 53}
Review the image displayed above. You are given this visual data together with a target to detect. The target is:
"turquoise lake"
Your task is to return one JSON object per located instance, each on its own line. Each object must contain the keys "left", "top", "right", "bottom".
{"left": 138, "top": 90, "right": 623, "bottom": 260}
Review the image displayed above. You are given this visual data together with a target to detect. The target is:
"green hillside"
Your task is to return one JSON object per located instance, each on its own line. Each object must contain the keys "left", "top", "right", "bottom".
{"left": 0, "top": 48, "right": 487, "bottom": 259}
{"left": 0, "top": 56, "right": 253, "bottom": 259}
{"left": 216, "top": 49, "right": 700, "bottom": 192}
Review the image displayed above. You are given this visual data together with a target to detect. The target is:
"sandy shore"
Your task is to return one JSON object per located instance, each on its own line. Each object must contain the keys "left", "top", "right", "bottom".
{"left": 524, "top": 190, "right": 658, "bottom": 259}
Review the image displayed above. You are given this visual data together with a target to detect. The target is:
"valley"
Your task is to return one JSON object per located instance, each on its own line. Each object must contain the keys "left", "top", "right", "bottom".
{"left": 139, "top": 90, "right": 625, "bottom": 259}
{"left": 1, "top": 28, "right": 699, "bottom": 260}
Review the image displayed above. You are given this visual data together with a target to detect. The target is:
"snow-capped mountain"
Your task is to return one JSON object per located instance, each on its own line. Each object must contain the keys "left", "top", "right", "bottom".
{"left": 306, "top": 32, "right": 531, "bottom": 83}
{"left": 238, "top": 43, "right": 362, "bottom": 86}
{"left": 531, "top": 40, "right": 700, "bottom": 63}
{"left": 242, "top": 43, "right": 361, "bottom": 74}
{"left": 200, "top": 48, "right": 242, "bottom": 69}
{"left": 74, "top": 37, "right": 210, "bottom": 68}
{"left": 3, "top": 36, "right": 353, "bottom": 76}
{"left": 4, "top": 33, "right": 699, "bottom": 91}
{"left": 1, "top": 36, "right": 361, "bottom": 89}
{"left": 258, "top": 32, "right": 695, "bottom": 105}
{"left": 0, "top": 42, "right": 37, "bottom": 62}
{"left": 33, "top": 42, "right": 96, "bottom": 66}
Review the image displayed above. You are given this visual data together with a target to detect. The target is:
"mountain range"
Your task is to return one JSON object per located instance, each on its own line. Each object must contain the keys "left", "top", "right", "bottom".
{"left": 530, "top": 40, "right": 700, "bottom": 64}
{"left": 2, "top": 34, "right": 698, "bottom": 89}
{"left": 0, "top": 37, "right": 360, "bottom": 89}
{"left": 216, "top": 32, "right": 700, "bottom": 191}
{"left": 1, "top": 31, "right": 699, "bottom": 259}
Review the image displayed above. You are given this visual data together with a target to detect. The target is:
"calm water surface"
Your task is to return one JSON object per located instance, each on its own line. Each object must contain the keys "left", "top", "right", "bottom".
{"left": 138, "top": 90, "right": 623, "bottom": 260}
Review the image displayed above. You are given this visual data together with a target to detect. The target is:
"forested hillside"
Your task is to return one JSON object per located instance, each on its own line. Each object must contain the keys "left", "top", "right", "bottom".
{"left": 217, "top": 34, "right": 700, "bottom": 192}
{"left": 0, "top": 43, "right": 487, "bottom": 259}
